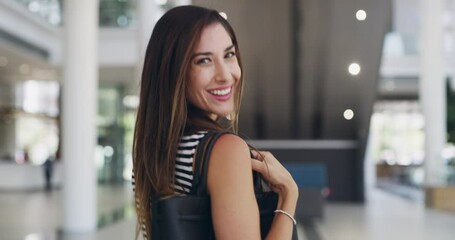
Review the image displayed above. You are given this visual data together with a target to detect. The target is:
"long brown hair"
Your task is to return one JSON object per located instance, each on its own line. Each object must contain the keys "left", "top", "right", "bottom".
{"left": 133, "top": 5, "right": 244, "bottom": 238}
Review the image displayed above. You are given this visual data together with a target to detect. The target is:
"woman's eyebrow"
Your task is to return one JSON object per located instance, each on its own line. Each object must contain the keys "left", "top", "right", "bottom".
{"left": 191, "top": 51, "right": 212, "bottom": 59}
{"left": 224, "top": 44, "right": 235, "bottom": 51}
{"left": 191, "top": 44, "right": 236, "bottom": 59}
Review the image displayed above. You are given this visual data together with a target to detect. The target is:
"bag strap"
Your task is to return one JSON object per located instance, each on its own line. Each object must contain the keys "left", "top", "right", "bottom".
{"left": 189, "top": 131, "right": 230, "bottom": 196}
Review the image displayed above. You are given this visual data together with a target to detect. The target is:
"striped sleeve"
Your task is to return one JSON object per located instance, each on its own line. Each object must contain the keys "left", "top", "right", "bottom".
{"left": 173, "top": 131, "right": 206, "bottom": 194}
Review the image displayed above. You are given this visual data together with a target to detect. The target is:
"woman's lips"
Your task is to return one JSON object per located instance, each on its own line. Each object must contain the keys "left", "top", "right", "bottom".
{"left": 208, "top": 86, "right": 233, "bottom": 101}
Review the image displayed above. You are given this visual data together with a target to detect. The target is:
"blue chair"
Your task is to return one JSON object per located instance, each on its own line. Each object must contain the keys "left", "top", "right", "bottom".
{"left": 283, "top": 163, "right": 328, "bottom": 220}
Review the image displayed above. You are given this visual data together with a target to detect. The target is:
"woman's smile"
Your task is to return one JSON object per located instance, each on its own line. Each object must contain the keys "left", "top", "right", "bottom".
{"left": 207, "top": 85, "right": 233, "bottom": 100}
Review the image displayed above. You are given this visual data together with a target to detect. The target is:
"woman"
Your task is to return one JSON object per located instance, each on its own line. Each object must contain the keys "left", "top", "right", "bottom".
{"left": 133, "top": 5, "right": 298, "bottom": 239}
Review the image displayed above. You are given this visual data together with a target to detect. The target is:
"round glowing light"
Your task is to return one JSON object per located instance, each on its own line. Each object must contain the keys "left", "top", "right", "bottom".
{"left": 343, "top": 109, "right": 354, "bottom": 120}
{"left": 104, "top": 146, "right": 114, "bottom": 158}
{"left": 356, "top": 10, "right": 367, "bottom": 21}
{"left": 348, "top": 63, "right": 361, "bottom": 75}
{"left": 219, "top": 12, "right": 228, "bottom": 20}
{"left": 117, "top": 15, "right": 128, "bottom": 27}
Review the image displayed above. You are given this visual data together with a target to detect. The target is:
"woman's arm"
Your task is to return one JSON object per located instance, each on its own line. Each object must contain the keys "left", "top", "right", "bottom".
{"left": 207, "top": 134, "right": 297, "bottom": 240}
{"left": 251, "top": 151, "right": 298, "bottom": 240}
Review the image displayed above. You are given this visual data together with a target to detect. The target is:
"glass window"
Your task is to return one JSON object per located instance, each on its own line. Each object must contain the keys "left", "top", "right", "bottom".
{"left": 0, "top": 80, "right": 60, "bottom": 165}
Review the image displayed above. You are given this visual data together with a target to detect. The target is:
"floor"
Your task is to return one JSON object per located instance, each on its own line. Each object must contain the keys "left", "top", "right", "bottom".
{"left": 1, "top": 183, "right": 454, "bottom": 240}
{"left": 311, "top": 189, "right": 455, "bottom": 240}
{"left": 0, "top": 184, "right": 136, "bottom": 240}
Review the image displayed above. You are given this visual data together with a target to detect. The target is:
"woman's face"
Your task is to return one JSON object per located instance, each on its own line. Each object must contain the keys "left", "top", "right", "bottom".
{"left": 186, "top": 23, "right": 241, "bottom": 120}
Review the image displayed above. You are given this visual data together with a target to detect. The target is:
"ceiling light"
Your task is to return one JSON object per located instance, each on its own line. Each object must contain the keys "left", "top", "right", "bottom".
{"left": 104, "top": 146, "right": 114, "bottom": 158}
{"left": 356, "top": 10, "right": 367, "bottom": 21}
{"left": 348, "top": 63, "right": 361, "bottom": 76}
{"left": 219, "top": 12, "right": 228, "bottom": 20}
{"left": 343, "top": 109, "right": 354, "bottom": 120}
{"left": 117, "top": 15, "right": 128, "bottom": 27}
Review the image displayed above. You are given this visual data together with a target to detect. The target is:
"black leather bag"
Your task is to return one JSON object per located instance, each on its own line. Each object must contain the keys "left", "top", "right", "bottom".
{"left": 150, "top": 131, "right": 295, "bottom": 240}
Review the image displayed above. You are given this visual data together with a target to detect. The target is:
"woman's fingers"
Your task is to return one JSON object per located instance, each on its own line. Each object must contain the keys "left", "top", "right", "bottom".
{"left": 251, "top": 158, "right": 265, "bottom": 173}
{"left": 250, "top": 150, "right": 265, "bottom": 161}
{"left": 250, "top": 150, "right": 259, "bottom": 159}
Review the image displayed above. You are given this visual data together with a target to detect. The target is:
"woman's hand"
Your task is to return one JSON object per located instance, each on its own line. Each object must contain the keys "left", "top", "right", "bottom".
{"left": 250, "top": 150, "right": 298, "bottom": 232}
{"left": 250, "top": 150, "right": 298, "bottom": 198}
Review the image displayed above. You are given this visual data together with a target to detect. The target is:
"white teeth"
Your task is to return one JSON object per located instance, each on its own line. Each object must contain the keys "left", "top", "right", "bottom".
{"left": 209, "top": 87, "right": 231, "bottom": 96}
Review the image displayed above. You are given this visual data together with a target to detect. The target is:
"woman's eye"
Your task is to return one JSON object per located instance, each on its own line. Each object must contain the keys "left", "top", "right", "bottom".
{"left": 196, "top": 58, "right": 211, "bottom": 65}
{"left": 225, "top": 51, "right": 236, "bottom": 58}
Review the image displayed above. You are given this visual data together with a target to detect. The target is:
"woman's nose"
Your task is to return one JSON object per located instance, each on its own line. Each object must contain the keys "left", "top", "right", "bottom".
{"left": 214, "top": 62, "right": 230, "bottom": 82}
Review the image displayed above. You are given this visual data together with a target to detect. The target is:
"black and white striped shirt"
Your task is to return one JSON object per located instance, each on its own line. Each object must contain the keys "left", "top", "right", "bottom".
{"left": 173, "top": 131, "right": 207, "bottom": 194}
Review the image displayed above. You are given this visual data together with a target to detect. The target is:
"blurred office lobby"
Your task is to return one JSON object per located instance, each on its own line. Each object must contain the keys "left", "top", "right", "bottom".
{"left": 1, "top": 0, "right": 455, "bottom": 239}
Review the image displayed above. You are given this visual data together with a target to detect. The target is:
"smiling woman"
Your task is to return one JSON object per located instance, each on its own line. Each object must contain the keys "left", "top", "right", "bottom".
{"left": 133, "top": 5, "right": 298, "bottom": 240}
{"left": 186, "top": 23, "right": 241, "bottom": 120}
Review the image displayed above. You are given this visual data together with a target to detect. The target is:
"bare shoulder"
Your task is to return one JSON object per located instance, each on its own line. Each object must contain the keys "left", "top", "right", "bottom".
{"left": 211, "top": 133, "right": 249, "bottom": 157}
{"left": 207, "top": 133, "right": 252, "bottom": 187}
{"left": 207, "top": 132, "right": 255, "bottom": 199}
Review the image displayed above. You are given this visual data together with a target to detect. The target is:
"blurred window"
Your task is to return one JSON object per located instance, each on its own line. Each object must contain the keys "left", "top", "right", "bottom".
{"left": 15, "top": 0, "right": 62, "bottom": 25}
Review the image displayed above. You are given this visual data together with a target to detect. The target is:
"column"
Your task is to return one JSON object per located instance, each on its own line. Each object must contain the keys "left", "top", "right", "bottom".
{"left": 0, "top": 84, "right": 16, "bottom": 159}
{"left": 420, "top": 0, "right": 447, "bottom": 186}
{"left": 137, "top": 0, "right": 161, "bottom": 62}
{"left": 133, "top": 0, "right": 162, "bottom": 95}
{"left": 62, "top": 0, "right": 98, "bottom": 232}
